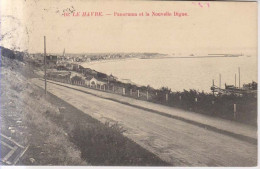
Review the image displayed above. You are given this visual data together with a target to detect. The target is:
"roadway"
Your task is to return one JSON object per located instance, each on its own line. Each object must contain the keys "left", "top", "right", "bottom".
{"left": 32, "top": 78, "right": 257, "bottom": 166}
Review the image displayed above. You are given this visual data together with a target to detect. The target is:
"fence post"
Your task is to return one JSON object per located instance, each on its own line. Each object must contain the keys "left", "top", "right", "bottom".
{"left": 179, "top": 95, "right": 182, "bottom": 101}
{"left": 194, "top": 97, "right": 198, "bottom": 112}
{"left": 123, "top": 88, "right": 125, "bottom": 95}
{"left": 146, "top": 91, "right": 149, "bottom": 100}
{"left": 100, "top": 84, "right": 102, "bottom": 90}
{"left": 234, "top": 104, "right": 237, "bottom": 119}
{"left": 137, "top": 90, "right": 140, "bottom": 98}
{"left": 130, "top": 89, "right": 132, "bottom": 96}
{"left": 104, "top": 85, "right": 106, "bottom": 91}
{"left": 166, "top": 93, "right": 168, "bottom": 102}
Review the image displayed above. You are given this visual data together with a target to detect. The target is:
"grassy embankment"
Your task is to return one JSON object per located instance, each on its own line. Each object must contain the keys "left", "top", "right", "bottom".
{"left": 1, "top": 56, "right": 86, "bottom": 165}
{"left": 0, "top": 51, "right": 169, "bottom": 165}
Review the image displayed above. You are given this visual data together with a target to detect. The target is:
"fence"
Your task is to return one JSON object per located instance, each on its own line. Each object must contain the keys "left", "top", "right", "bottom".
{"left": 46, "top": 76, "right": 257, "bottom": 126}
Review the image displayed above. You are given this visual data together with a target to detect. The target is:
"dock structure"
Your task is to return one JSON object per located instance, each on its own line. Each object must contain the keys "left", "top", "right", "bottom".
{"left": 210, "top": 84, "right": 257, "bottom": 96}
{"left": 211, "top": 67, "right": 257, "bottom": 96}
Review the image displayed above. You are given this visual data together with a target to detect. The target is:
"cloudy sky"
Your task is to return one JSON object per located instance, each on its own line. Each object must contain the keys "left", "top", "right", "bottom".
{"left": 1, "top": 0, "right": 257, "bottom": 55}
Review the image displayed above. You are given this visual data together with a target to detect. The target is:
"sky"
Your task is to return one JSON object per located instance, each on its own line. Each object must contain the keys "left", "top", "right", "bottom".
{"left": 1, "top": 0, "right": 258, "bottom": 55}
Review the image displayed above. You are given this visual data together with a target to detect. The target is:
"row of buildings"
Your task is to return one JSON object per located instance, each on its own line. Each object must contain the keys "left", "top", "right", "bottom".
{"left": 48, "top": 61, "right": 120, "bottom": 89}
{"left": 57, "top": 53, "right": 137, "bottom": 63}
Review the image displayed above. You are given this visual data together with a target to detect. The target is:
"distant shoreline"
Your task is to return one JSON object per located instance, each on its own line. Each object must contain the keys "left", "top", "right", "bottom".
{"left": 150, "top": 55, "right": 240, "bottom": 59}
{"left": 80, "top": 57, "right": 138, "bottom": 66}
{"left": 79, "top": 55, "right": 240, "bottom": 66}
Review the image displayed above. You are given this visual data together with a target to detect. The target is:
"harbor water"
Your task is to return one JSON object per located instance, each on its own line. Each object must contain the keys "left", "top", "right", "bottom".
{"left": 82, "top": 56, "right": 257, "bottom": 93}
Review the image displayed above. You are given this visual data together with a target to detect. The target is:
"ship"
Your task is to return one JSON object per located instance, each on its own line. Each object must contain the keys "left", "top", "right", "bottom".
{"left": 211, "top": 81, "right": 257, "bottom": 96}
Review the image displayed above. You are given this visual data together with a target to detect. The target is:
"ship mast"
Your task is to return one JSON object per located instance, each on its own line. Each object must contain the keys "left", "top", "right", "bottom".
{"left": 63, "top": 48, "right": 66, "bottom": 57}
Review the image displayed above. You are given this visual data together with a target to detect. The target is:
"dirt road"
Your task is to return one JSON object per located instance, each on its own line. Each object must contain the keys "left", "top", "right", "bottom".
{"left": 32, "top": 78, "right": 257, "bottom": 166}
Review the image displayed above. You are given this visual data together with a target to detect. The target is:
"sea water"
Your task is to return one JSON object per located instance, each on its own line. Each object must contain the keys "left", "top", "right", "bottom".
{"left": 82, "top": 56, "right": 257, "bottom": 93}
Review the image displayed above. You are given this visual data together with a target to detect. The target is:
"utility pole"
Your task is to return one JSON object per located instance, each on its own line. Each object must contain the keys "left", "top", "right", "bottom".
{"left": 238, "top": 67, "right": 240, "bottom": 89}
{"left": 235, "top": 74, "right": 236, "bottom": 87}
{"left": 212, "top": 79, "right": 215, "bottom": 96}
{"left": 44, "top": 36, "right": 47, "bottom": 94}
{"left": 219, "top": 74, "right": 221, "bottom": 89}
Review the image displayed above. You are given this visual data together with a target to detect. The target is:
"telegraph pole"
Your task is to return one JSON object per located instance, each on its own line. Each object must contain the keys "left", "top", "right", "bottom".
{"left": 44, "top": 36, "right": 47, "bottom": 94}
{"left": 212, "top": 79, "right": 215, "bottom": 96}
{"left": 238, "top": 67, "right": 240, "bottom": 89}
{"left": 235, "top": 74, "right": 236, "bottom": 87}
{"left": 219, "top": 74, "right": 221, "bottom": 89}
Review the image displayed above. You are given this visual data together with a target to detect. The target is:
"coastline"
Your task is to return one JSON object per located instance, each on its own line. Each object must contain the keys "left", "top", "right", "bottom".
{"left": 79, "top": 57, "right": 143, "bottom": 87}
{"left": 76, "top": 56, "right": 257, "bottom": 93}
{"left": 79, "top": 57, "right": 139, "bottom": 66}
{"left": 1, "top": 46, "right": 257, "bottom": 166}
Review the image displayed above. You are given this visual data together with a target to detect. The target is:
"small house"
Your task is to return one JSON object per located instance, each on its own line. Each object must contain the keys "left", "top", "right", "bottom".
{"left": 46, "top": 55, "right": 58, "bottom": 65}
{"left": 86, "top": 76, "right": 107, "bottom": 88}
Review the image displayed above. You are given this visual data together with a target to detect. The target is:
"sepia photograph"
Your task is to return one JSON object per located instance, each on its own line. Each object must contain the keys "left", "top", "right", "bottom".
{"left": 0, "top": 0, "right": 258, "bottom": 167}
